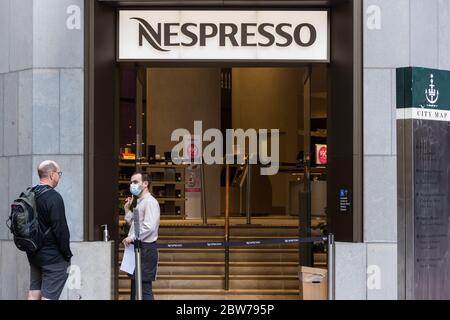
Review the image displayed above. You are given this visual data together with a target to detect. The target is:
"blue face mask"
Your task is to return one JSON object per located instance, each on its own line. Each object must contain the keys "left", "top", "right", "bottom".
{"left": 130, "top": 183, "right": 142, "bottom": 197}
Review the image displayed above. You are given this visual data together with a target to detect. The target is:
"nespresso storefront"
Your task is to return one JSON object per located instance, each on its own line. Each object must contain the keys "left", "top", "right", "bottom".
{"left": 86, "top": 0, "right": 362, "bottom": 299}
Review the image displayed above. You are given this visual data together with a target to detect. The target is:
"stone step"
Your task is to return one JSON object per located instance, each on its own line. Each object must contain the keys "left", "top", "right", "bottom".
{"left": 119, "top": 277, "right": 299, "bottom": 290}
{"left": 119, "top": 274, "right": 299, "bottom": 290}
{"left": 159, "top": 216, "right": 299, "bottom": 226}
{"left": 164, "top": 251, "right": 299, "bottom": 262}
{"left": 119, "top": 294, "right": 300, "bottom": 300}
{"left": 158, "top": 261, "right": 299, "bottom": 267}
{"left": 116, "top": 223, "right": 324, "bottom": 298}
{"left": 155, "top": 236, "right": 300, "bottom": 243}
{"left": 118, "top": 248, "right": 300, "bottom": 263}
{"left": 118, "top": 259, "right": 300, "bottom": 266}
{"left": 119, "top": 274, "right": 299, "bottom": 280}
{"left": 152, "top": 265, "right": 225, "bottom": 275}
{"left": 118, "top": 288, "right": 301, "bottom": 300}
{"left": 158, "top": 226, "right": 299, "bottom": 237}
{"left": 119, "top": 262, "right": 300, "bottom": 275}
{"left": 118, "top": 246, "right": 302, "bottom": 259}
{"left": 117, "top": 249, "right": 326, "bottom": 266}
{"left": 153, "top": 294, "right": 300, "bottom": 300}
{"left": 158, "top": 235, "right": 225, "bottom": 241}
{"left": 118, "top": 250, "right": 325, "bottom": 261}
{"left": 118, "top": 259, "right": 325, "bottom": 276}
{"left": 118, "top": 248, "right": 300, "bottom": 254}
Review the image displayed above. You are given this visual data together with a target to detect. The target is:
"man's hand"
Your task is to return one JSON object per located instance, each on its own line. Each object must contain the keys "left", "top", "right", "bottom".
{"left": 122, "top": 236, "right": 133, "bottom": 247}
{"left": 124, "top": 196, "right": 133, "bottom": 212}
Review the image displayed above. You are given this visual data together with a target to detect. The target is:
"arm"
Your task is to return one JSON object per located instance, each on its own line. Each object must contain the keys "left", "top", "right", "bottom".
{"left": 48, "top": 194, "right": 73, "bottom": 261}
{"left": 124, "top": 196, "right": 134, "bottom": 225}
{"left": 123, "top": 197, "right": 136, "bottom": 246}
{"left": 124, "top": 210, "right": 133, "bottom": 225}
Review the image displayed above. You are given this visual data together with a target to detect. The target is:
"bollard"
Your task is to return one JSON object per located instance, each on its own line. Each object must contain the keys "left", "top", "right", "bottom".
{"left": 133, "top": 208, "right": 143, "bottom": 300}
{"left": 101, "top": 224, "right": 109, "bottom": 242}
{"left": 327, "top": 233, "right": 335, "bottom": 300}
{"left": 134, "top": 239, "right": 143, "bottom": 300}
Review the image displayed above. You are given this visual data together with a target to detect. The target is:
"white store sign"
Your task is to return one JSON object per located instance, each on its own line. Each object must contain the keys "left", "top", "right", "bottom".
{"left": 118, "top": 10, "right": 329, "bottom": 62}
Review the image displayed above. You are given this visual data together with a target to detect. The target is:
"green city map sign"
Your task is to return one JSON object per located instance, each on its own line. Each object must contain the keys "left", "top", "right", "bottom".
{"left": 397, "top": 67, "right": 450, "bottom": 121}
{"left": 397, "top": 66, "right": 450, "bottom": 299}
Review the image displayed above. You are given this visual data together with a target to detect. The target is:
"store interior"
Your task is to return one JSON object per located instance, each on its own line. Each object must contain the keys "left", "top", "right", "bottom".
{"left": 115, "top": 65, "right": 330, "bottom": 299}
{"left": 118, "top": 65, "right": 328, "bottom": 222}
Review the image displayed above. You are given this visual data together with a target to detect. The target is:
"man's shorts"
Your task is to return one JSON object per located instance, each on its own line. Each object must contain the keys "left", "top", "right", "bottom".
{"left": 30, "top": 261, "right": 70, "bottom": 300}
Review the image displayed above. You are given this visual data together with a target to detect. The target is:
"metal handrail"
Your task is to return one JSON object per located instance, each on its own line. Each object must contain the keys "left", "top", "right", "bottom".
{"left": 237, "top": 161, "right": 252, "bottom": 225}
{"left": 238, "top": 164, "right": 248, "bottom": 216}
{"left": 200, "top": 163, "right": 207, "bottom": 225}
{"left": 246, "top": 163, "right": 252, "bottom": 225}
{"left": 327, "top": 233, "right": 335, "bottom": 300}
{"left": 225, "top": 164, "right": 230, "bottom": 291}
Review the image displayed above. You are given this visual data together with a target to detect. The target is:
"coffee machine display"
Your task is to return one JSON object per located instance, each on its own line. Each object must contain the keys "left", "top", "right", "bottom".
{"left": 147, "top": 145, "right": 156, "bottom": 164}
{"left": 145, "top": 164, "right": 187, "bottom": 218}
{"left": 118, "top": 159, "right": 187, "bottom": 221}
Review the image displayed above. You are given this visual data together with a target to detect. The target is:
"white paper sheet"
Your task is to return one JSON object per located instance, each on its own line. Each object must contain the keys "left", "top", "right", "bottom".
{"left": 120, "top": 244, "right": 135, "bottom": 275}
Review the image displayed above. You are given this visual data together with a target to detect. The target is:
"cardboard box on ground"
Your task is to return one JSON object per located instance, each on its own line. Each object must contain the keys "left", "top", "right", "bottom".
{"left": 300, "top": 266, "right": 328, "bottom": 300}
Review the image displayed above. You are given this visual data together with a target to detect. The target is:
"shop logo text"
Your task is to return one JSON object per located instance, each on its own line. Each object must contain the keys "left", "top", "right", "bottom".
{"left": 131, "top": 18, "right": 318, "bottom": 52}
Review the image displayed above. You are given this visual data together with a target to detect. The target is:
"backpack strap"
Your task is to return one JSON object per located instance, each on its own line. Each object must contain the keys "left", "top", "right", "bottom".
{"left": 32, "top": 185, "right": 53, "bottom": 199}
{"left": 32, "top": 185, "right": 53, "bottom": 236}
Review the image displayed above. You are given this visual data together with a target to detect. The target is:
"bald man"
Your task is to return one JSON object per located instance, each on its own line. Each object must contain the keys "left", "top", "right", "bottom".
{"left": 27, "top": 160, "right": 73, "bottom": 300}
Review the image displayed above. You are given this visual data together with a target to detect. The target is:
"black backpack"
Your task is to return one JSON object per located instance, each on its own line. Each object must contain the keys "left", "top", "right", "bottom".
{"left": 7, "top": 186, "right": 52, "bottom": 254}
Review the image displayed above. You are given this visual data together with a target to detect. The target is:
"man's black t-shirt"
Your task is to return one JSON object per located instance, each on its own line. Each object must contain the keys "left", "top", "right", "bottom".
{"left": 27, "top": 185, "right": 73, "bottom": 267}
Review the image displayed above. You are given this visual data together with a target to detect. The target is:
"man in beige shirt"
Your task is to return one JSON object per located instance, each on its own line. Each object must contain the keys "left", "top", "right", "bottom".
{"left": 123, "top": 172, "right": 160, "bottom": 300}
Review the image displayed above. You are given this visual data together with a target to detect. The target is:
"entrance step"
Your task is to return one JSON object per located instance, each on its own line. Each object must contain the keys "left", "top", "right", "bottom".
{"left": 116, "top": 223, "right": 325, "bottom": 299}
{"left": 118, "top": 288, "right": 300, "bottom": 300}
{"left": 119, "top": 274, "right": 300, "bottom": 290}
{"left": 159, "top": 226, "right": 299, "bottom": 237}
{"left": 118, "top": 261, "right": 300, "bottom": 275}
{"left": 118, "top": 248, "right": 300, "bottom": 263}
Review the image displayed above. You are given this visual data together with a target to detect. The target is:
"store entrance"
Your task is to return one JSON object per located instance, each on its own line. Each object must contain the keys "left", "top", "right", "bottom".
{"left": 120, "top": 65, "right": 328, "bottom": 223}
{"left": 87, "top": 0, "right": 362, "bottom": 300}
{"left": 116, "top": 65, "right": 328, "bottom": 298}
{"left": 119, "top": 66, "right": 327, "bottom": 221}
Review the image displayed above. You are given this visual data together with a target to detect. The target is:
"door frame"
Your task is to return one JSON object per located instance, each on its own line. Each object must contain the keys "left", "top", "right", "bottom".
{"left": 84, "top": 0, "right": 363, "bottom": 242}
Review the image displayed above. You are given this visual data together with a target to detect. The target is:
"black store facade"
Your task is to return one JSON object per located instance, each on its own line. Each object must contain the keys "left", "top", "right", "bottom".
{"left": 85, "top": 0, "right": 363, "bottom": 298}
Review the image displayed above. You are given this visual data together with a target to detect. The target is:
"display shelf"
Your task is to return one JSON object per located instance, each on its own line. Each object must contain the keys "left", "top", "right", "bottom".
{"left": 297, "top": 130, "right": 327, "bottom": 138}
{"left": 151, "top": 181, "right": 185, "bottom": 185}
{"left": 117, "top": 161, "right": 187, "bottom": 222}
{"left": 119, "top": 162, "right": 136, "bottom": 168}
{"left": 141, "top": 163, "right": 189, "bottom": 168}
{"left": 145, "top": 164, "right": 186, "bottom": 218}
{"left": 155, "top": 197, "right": 187, "bottom": 202}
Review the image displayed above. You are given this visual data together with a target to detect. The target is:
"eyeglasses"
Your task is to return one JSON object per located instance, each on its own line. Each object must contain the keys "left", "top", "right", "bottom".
{"left": 55, "top": 171, "right": 63, "bottom": 177}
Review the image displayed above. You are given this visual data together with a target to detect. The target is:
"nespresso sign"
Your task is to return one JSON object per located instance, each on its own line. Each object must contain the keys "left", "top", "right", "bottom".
{"left": 118, "top": 10, "right": 329, "bottom": 61}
